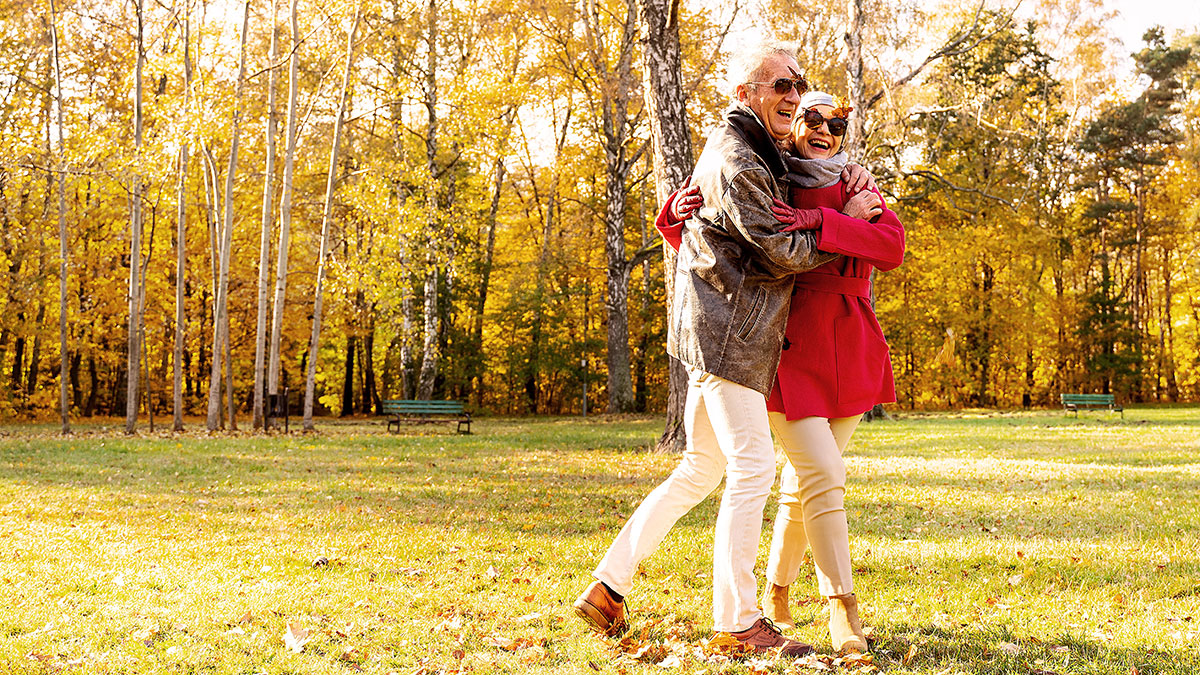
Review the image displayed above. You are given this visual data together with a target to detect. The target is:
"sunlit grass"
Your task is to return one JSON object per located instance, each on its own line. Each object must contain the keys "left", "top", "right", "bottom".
{"left": 0, "top": 408, "right": 1197, "bottom": 673}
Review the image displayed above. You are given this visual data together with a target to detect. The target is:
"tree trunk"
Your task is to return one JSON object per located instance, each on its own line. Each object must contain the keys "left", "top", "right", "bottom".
{"left": 303, "top": 5, "right": 361, "bottom": 430}
{"left": 638, "top": 0, "right": 691, "bottom": 450}
{"left": 253, "top": 0, "right": 280, "bottom": 429}
{"left": 126, "top": 0, "right": 145, "bottom": 434}
{"left": 207, "top": 0, "right": 250, "bottom": 431}
{"left": 415, "top": 0, "right": 440, "bottom": 401}
{"left": 268, "top": 0, "right": 300, "bottom": 426}
{"left": 843, "top": 0, "right": 867, "bottom": 158}
{"left": 603, "top": 169, "right": 634, "bottom": 413}
{"left": 50, "top": 0, "right": 70, "bottom": 434}
{"left": 173, "top": 1, "right": 192, "bottom": 432}
{"left": 341, "top": 334, "right": 355, "bottom": 416}
{"left": 472, "top": 151, "right": 505, "bottom": 409}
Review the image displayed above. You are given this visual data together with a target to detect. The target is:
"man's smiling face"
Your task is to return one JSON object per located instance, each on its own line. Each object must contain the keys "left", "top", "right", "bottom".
{"left": 737, "top": 53, "right": 803, "bottom": 141}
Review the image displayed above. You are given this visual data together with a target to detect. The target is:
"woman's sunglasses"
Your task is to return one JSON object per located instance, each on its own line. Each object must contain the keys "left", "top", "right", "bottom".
{"left": 802, "top": 108, "right": 849, "bottom": 136}
{"left": 746, "top": 71, "right": 809, "bottom": 96}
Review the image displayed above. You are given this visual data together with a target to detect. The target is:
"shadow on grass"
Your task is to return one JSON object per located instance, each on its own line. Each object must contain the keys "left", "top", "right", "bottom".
{"left": 875, "top": 622, "right": 1198, "bottom": 675}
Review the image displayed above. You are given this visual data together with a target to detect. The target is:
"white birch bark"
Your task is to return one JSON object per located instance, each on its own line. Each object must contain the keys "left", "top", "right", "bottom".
{"left": 173, "top": 0, "right": 192, "bottom": 431}
{"left": 415, "top": 0, "right": 440, "bottom": 401}
{"left": 267, "top": 0, "right": 300, "bottom": 420}
{"left": 125, "top": 0, "right": 145, "bottom": 435}
{"left": 637, "top": 0, "right": 692, "bottom": 450}
{"left": 303, "top": 5, "right": 361, "bottom": 429}
{"left": 206, "top": 0, "right": 250, "bottom": 431}
{"left": 253, "top": 0, "right": 280, "bottom": 429}
{"left": 50, "top": 0, "right": 70, "bottom": 434}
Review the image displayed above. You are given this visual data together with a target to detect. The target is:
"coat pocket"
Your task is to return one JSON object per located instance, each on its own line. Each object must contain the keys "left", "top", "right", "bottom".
{"left": 834, "top": 314, "right": 888, "bottom": 405}
{"left": 735, "top": 286, "right": 766, "bottom": 342}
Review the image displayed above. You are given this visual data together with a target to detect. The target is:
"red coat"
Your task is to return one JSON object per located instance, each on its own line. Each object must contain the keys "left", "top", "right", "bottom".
{"left": 767, "top": 182, "right": 904, "bottom": 419}
{"left": 656, "top": 181, "right": 905, "bottom": 419}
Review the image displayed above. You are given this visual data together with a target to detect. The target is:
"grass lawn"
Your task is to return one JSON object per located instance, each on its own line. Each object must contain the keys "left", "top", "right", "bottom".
{"left": 0, "top": 408, "right": 1197, "bottom": 674}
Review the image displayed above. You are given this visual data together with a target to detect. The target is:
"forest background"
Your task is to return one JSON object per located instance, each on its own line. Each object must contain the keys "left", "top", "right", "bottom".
{"left": 2, "top": 0, "right": 1199, "bottom": 432}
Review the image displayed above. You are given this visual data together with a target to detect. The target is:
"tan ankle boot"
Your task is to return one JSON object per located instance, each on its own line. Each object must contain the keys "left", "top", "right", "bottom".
{"left": 760, "top": 583, "right": 794, "bottom": 630}
{"left": 828, "top": 594, "right": 867, "bottom": 653}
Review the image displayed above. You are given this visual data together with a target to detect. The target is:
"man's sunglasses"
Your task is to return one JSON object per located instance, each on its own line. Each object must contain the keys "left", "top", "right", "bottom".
{"left": 802, "top": 108, "right": 849, "bottom": 136}
{"left": 746, "top": 72, "right": 809, "bottom": 96}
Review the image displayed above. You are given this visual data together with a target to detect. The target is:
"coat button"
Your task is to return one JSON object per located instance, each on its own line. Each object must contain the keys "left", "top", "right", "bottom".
{"left": 782, "top": 337, "right": 791, "bottom": 351}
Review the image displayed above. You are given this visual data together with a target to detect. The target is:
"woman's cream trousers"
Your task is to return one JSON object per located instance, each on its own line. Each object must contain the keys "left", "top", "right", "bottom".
{"left": 765, "top": 413, "right": 861, "bottom": 596}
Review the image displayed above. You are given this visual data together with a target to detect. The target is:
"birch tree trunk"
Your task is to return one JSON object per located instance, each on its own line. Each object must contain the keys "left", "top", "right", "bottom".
{"left": 638, "top": 0, "right": 691, "bottom": 450}
{"left": 267, "top": 0, "right": 300, "bottom": 424}
{"left": 50, "top": 0, "right": 69, "bottom": 434}
{"left": 173, "top": 0, "right": 192, "bottom": 431}
{"left": 207, "top": 0, "right": 250, "bottom": 431}
{"left": 415, "top": 0, "right": 440, "bottom": 401}
{"left": 303, "top": 5, "right": 361, "bottom": 430}
{"left": 253, "top": 0, "right": 280, "bottom": 429}
{"left": 844, "top": 0, "right": 867, "bottom": 158}
{"left": 582, "top": 0, "right": 640, "bottom": 414}
{"left": 125, "top": 0, "right": 145, "bottom": 435}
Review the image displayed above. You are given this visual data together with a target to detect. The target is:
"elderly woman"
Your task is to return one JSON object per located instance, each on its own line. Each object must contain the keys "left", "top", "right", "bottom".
{"left": 658, "top": 90, "right": 905, "bottom": 654}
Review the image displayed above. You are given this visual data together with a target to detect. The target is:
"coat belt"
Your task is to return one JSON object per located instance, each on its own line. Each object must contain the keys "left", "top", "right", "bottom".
{"left": 793, "top": 274, "right": 871, "bottom": 298}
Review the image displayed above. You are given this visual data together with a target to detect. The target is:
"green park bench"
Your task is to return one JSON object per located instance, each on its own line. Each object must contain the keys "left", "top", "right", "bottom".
{"left": 1060, "top": 393, "right": 1123, "bottom": 418}
{"left": 380, "top": 399, "right": 472, "bottom": 434}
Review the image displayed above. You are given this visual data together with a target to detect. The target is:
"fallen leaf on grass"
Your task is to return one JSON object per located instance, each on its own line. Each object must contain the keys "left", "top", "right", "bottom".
{"left": 700, "top": 632, "right": 748, "bottom": 658}
{"left": 903, "top": 644, "right": 917, "bottom": 665}
{"left": 514, "top": 611, "right": 543, "bottom": 623}
{"left": 226, "top": 626, "right": 246, "bottom": 636}
{"left": 655, "top": 653, "right": 682, "bottom": 669}
{"left": 236, "top": 611, "right": 253, "bottom": 625}
{"left": 997, "top": 642, "right": 1020, "bottom": 655}
{"left": 485, "top": 636, "right": 516, "bottom": 651}
{"left": 588, "top": 660, "right": 601, "bottom": 671}
{"left": 1051, "top": 645, "right": 1069, "bottom": 654}
{"left": 26, "top": 653, "right": 53, "bottom": 664}
{"left": 486, "top": 566, "right": 500, "bottom": 580}
{"left": 283, "top": 623, "right": 311, "bottom": 653}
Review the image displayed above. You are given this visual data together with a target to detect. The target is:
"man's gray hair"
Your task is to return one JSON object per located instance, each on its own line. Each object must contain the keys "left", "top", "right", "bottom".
{"left": 725, "top": 41, "right": 800, "bottom": 97}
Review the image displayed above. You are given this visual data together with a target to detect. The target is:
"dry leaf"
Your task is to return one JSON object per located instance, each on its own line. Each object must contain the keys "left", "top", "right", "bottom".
{"left": 485, "top": 635, "right": 516, "bottom": 651}
{"left": 236, "top": 611, "right": 253, "bottom": 625}
{"left": 486, "top": 566, "right": 500, "bottom": 579}
{"left": 283, "top": 622, "right": 311, "bottom": 653}
{"left": 903, "top": 644, "right": 917, "bottom": 665}
{"left": 998, "top": 642, "right": 1020, "bottom": 655}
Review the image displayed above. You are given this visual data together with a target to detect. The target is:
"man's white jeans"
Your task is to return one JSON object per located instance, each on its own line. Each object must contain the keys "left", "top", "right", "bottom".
{"left": 593, "top": 366, "right": 775, "bottom": 632}
{"left": 765, "top": 414, "right": 860, "bottom": 596}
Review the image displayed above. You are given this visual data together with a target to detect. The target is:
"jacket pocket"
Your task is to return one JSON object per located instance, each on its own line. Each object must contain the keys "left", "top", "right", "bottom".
{"left": 735, "top": 286, "right": 766, "bottom": 342}
{"left": 834, "top": 314, "right": 888, "bottom": 405}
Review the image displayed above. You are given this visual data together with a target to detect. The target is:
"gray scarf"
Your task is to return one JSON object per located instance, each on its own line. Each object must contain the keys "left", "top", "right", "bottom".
{"left": 782, "top": 151, "right": 849, "bottom": 189}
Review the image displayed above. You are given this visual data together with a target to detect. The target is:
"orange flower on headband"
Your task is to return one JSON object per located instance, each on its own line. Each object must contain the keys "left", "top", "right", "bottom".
{"left": 832, "top": 95, "right": 854, "bottom": 118}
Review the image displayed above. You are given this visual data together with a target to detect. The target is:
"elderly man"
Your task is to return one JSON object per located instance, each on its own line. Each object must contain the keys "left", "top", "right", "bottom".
{"left": 574, "top": 43, "right": 869, "bottom": 656}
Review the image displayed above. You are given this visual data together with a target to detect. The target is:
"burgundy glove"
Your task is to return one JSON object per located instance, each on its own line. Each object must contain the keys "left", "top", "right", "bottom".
{"left": 669, "top": 176, "right": 703, "bottom": 223}
{"left": 772, "top": 198, "right": 823, "bottom": 232}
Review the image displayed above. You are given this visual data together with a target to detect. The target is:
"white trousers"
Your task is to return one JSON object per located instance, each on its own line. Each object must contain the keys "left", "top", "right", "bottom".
{"left": 593, "top": 367, "right": 775, "bottom": 632}
{"left": 765, "top": 414, "right": 860, "bottom": 597}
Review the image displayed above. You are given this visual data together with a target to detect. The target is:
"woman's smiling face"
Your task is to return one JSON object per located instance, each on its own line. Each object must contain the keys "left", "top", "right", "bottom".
{"left": 793, "top": 104, "right": 843, "bottom": 160}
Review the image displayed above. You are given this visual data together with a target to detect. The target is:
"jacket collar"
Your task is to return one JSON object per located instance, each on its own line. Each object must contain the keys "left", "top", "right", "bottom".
{"left": 725, "top": 102, "right": 787, "bottom": 179}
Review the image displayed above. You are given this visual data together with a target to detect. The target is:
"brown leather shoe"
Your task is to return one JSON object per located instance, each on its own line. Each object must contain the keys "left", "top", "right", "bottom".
{"left": 573, "top": 581, "right": 627, "bottom": 637}
{"left": 730, "top": 618, "right": 813, "bottom": 657}
{"left": 761, "top": 583, "right": 794, "bottom": 630}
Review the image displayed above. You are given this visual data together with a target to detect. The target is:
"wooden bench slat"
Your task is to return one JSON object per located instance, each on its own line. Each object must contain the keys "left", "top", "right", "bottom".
{"left": 1060, "top": 393, "right": 1122, "bottom": 418}
{"left": 379, "top": 399, "right": 471, "bottom": 434}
